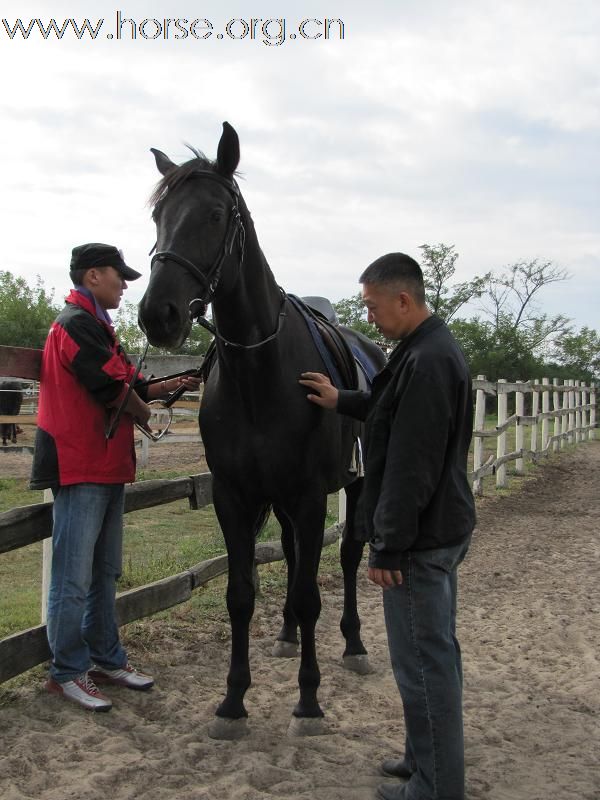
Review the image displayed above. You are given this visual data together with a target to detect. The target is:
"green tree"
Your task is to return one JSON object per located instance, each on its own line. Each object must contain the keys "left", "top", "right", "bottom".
{"left": 333, "top": 293, "right": 380, "bottom": 341}
{"left": 451, "top": 258, "right": 573, "bottom": 381}
{"left": 547, "top": 327, "right": 600, "bottom": 383}
{"left": 112, "top": 301, "right": 147, "bottom": 353}
{"left": 419, "top": 243, "right": 489, "bottom": 323}
{"left": 450, "top": 317, "right": 544, "bottom": 382}
{"left": 113, "top": 300, "right": 213, "bottom": 355}
{"left": 482, "top": 259, "right": 571, "bottom": 348}
{"left": 0, "top": 271, "right": 60, "bottom": 348}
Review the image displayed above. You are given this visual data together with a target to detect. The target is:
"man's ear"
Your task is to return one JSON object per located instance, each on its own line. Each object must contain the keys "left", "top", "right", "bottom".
{"left": 85, "top": 268, "right": 99, "bottom": 286}
{"left": 397, "top": 291, "right": 412, "bottom": 310}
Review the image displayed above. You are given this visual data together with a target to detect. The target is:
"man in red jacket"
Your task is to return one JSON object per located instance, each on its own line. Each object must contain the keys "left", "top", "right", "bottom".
{"left": 31, "top": 243, "right": 197, "bottom": 711}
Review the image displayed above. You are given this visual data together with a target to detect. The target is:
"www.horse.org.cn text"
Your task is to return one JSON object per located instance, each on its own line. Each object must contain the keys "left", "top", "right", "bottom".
{"left": 2, "top": 14, "right": 346, "bottom": 46}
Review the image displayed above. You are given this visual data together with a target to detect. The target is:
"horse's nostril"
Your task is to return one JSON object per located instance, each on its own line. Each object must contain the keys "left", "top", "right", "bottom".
{"left": 138, "top": 296, "right": 185, "bottom": 347}
{"left": 161, "top": 302, "right": 181, "bottom": 332}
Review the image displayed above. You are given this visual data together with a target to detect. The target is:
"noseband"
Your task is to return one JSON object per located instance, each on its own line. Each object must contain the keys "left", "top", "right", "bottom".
{"left": 150, "top": 170, "right": 246, "bottom": 316}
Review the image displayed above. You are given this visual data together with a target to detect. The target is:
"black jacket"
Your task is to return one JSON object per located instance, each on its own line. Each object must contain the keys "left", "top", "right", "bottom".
{"left": 337, "top": 315, "right": 475, "bottom": 570}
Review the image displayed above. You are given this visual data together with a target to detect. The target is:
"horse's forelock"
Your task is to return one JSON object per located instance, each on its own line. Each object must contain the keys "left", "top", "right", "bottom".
{"left": 149, "top": 150, "right": 216, "bottom": 212}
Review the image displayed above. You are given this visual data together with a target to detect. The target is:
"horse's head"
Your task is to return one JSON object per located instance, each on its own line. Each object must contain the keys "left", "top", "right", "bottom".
{"left": 138, "top": 121, "right": 244, "bottom": 348}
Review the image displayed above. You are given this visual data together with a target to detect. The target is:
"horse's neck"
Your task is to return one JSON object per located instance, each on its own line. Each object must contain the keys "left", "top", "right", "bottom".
{"left": 212, "top": 212, "right": 283, "bottom": 351}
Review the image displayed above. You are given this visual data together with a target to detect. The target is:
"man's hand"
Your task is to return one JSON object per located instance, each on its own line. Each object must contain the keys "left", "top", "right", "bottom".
{"left": 368, "top": 567, "right": 403, "bottom": 588}
{"left": 299, "top": 372, "right": 339, "bottom": 409}
{"left": 148, "top": 374, "right": 202, "bottom": 400}
{"left": 123, "top": 389, "right": 152, "bottom": 425}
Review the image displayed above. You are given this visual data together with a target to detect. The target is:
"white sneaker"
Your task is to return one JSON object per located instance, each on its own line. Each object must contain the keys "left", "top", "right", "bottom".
{"left": 46, "top": 674, "right": 112, "bottom": 711}
{"left": 89, "top": 663, "right": 154, "bottom": 691}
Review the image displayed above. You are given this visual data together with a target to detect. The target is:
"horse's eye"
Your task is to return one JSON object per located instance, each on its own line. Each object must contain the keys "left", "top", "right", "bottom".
{"left": 210, "top": 210, "right": 224, "bottom": 223}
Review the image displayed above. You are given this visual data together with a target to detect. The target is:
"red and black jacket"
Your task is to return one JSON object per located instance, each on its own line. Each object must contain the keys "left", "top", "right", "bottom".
{"left": 30, "top": 290, "right": 146, "bottom": 490}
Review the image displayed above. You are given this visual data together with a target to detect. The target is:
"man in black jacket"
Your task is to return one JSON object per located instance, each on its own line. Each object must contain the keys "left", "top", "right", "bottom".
{"left": 300, "top": 253, "right": 475, "bottom": 800}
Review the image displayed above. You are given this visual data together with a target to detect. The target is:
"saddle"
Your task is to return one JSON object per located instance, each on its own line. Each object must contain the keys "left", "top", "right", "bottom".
{"left": 289, "top": 295, "right": 357, "bottom": 390}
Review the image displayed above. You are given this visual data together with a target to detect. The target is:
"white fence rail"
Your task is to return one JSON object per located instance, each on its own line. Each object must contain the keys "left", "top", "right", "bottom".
{"left": 471, "top": 376, "right": 597, "bottom": 494}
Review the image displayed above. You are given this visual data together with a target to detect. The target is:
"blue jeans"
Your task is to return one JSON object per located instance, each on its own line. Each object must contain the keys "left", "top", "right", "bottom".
{"left": 47, "top": 483, "right": 127, "bottom": 682}
{"left": 382, "top": 537, "right": 471, "bottom": 800}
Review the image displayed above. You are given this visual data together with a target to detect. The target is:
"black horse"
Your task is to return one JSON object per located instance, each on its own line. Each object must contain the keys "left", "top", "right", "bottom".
{"left": 139, "top": 122, "right": 385, "bottom": 738}
{"left": 0, "top": 381, "right": 23, "bottom": 446}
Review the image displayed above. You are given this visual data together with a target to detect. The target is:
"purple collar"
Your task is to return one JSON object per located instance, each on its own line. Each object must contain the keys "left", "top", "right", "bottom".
{"left": 74, "top": 286, "right": 113, "bottom": 326}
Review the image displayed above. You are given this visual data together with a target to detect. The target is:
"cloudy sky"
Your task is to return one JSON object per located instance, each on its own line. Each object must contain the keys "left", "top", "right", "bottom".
{"left": 1, "top": 0, "right": 598, "bottom": 332}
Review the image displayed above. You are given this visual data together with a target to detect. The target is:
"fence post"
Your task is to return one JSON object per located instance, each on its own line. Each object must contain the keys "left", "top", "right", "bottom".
{"left": 567, "top": 379, "right": 575, "bottom": 445}
{"left": 574, "top": 380, "right": 582, "bottom": 443}
{"left": 472, "top": 375, "right": 486, "bottom": 495}
{"left": 581, "top": 383, "right": 588, "bottom": 440}
{"left": 541, "top": 378, "right": 550, "bottom": 451}
{"left": 553, "top": 378, "right": 561, "bottom": 452}
{"left": 530, "top": 378, "right": 539, "bottom": 455}
{"left": 515, "top": 383, "right": 525, "bottom": 474}
{"left": 560, "top": 379, "right": 569, "bottom": 449}
{"left": 338, "top": 488, "right": 347, "bottom": 525}
{"left": 41, "top": 488, "right": 53, "bottom": 623}
{"left": 140, "top": 434, "right": 149, "bottom": 468}
{"left": 590, "top": 382, "right": 596, "bottom": 441}
{"left": 496, "top": 379, "right": 507, "bottom": 488}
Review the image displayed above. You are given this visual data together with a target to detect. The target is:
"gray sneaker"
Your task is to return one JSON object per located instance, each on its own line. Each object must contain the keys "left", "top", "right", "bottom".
{"left": 89, "top": 663, "right": 154, "bottom": 691}
{"left": 45, "top": 674, "right": 112, "bottom": 712}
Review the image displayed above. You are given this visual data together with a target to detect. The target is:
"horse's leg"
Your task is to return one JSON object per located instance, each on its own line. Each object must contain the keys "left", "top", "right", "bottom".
{"left": 208, "top": 479, "right": 268, "bottom": 740}
{"left": 279, "top": 493, "right": 327, "bottom": 736}
{"left": 11, "top": 424, "right": 17, "bottom": 444}
{"left": 272, "top": 505, "right": 299, "bottom": 657}
{"left": 339, "top": 478, "right": 372, "bottom": 674}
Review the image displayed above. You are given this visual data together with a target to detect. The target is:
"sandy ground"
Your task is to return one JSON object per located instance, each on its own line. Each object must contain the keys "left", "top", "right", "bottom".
{"left": 0, "top": 440, "right": 598, "bottom": 800}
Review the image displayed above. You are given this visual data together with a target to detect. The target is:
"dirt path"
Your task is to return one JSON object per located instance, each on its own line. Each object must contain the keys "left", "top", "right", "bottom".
{"left": 1, "top": 442, "right": 598, "bottom": 800}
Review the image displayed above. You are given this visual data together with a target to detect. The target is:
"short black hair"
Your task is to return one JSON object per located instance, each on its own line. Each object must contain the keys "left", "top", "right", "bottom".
{"left": 359, "top": 253, "right": 425, "bottom": 304}
{"left": 69, "top": 267, "right": 90, "bottom": 286}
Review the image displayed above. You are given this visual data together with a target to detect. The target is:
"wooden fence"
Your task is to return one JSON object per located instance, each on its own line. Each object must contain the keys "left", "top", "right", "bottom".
{"left": 0, "top": 344, "right": 597, "bottom": 684}
{"left": 0, "top": 470, "right": 342, "bottom": 684}
{"left": 471, "top": 376, "right": 596, "bottom": 494}
{"left": 0, "top": 383, "right": 200, "bottom": 462}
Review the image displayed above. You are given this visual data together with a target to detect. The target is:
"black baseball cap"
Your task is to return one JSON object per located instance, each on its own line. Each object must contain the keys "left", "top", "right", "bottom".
{"left": 70, "top": 243, "right": 141, "bottom": 281}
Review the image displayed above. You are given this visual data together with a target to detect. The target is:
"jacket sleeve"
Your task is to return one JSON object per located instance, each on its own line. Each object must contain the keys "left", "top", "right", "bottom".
{"left": 62, "top": 316, "right": 129, "bottom": 405}
{"left": 368, "top": 368, "right": 454, "bottom": 569}
{"left": 337, "top": 389, "right": 371, "bottom": 421}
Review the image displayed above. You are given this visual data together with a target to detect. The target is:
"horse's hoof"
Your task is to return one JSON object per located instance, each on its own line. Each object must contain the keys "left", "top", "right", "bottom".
{"left": 342, "top": 654, "right": 373, "bottom": 675}
{"left": 207, "top": 717, "right": 249, "bottom": 740}
{"left": 287, "top": 715, "right": 326, "bottom": 737}
{"left": 272, "top": 640, "right": 299, "bottom": 658}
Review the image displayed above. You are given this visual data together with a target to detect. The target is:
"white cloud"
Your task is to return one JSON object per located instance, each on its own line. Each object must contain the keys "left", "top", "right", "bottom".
{"left": 0, "top": 0, "right": 598, "bottom": 331}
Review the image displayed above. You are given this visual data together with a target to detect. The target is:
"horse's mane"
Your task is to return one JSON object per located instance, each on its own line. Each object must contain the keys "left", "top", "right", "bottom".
{"left": 149, "top": 146, "right": 216, "bottom": 214}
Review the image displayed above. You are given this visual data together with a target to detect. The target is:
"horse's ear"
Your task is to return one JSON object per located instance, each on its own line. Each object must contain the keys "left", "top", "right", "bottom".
{"left": 216, "top": 122, "right": 240, "bottom": 177}
{"left": 151, "top": 148, "right": 176, "bottom": 176}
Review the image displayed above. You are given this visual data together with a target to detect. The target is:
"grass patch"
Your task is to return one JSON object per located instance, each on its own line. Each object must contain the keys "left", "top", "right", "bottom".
{"left": 0, "top": 477, "right": 44, "bottom": 513}
{"left": 0, "top": 479, "right": 46, "bottom": 639}
{"left": 0, "top": 475, "right": 340, "bottom": 644}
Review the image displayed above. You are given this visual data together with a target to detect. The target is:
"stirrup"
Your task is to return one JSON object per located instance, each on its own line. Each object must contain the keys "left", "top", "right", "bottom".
{"left": 135, "top": 400, "right": 173, "bottom": 442}
{"left": 349, "top": 437, "right": 364, "bottom": 477}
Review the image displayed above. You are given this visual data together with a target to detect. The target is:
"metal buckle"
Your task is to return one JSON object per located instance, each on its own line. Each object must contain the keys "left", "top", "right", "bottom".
{"left": 135, "top": 400, "right": 174, "bottom": 442}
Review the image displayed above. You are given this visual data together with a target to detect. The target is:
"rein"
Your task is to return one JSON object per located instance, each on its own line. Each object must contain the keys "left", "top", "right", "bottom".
{"left": 212, "top": 289, "right": 287, "bottom": 350}
{"left": 151, "top": 169, "right": 288, "bottom": 351}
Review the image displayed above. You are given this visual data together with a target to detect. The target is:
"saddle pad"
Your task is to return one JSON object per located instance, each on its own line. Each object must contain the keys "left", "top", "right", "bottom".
{"left": 287, "top": 294, "right": 358, "bottom": 390}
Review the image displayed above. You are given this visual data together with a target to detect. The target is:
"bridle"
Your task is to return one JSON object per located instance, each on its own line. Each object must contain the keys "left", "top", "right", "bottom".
{"left": 150, "top": 171, "right": 246, "bottom": 320}
{"left": 149, "top": 169, "right": 288, "bottom": 350}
